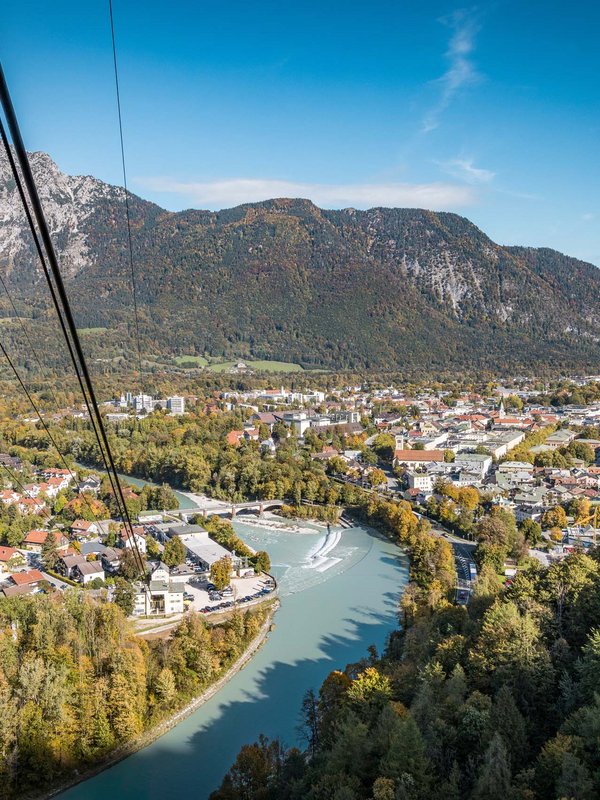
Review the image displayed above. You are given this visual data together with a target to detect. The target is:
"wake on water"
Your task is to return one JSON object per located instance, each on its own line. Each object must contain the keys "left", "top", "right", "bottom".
{"left": 234, "top": 520, "right": 367, "bottom": 597}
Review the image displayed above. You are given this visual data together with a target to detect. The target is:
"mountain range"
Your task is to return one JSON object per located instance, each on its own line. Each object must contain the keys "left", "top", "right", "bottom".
{"left": 1, "top": 149, "right": 599, "bottom": 375}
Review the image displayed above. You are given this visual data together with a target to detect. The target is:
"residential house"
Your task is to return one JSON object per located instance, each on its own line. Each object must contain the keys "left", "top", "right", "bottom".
{"left": 72, "top": 560, "right": 105, "bottom": 585}
{"left": 70, "top": 520, "right": 100, "bottom": 539}
{"left": 407, "top": 472, "right": 435, "bottom": 493}
{"left": 0, "top": 490, "right": 20, "bottom": 507}
{"left": 77, "top": 476, "right": 101, "bottom": 494}
{"left": 23, "top": 529, "right": 69, "bottom": 555}
{"left": 20, "top": 497, "right": 48, "bottom": 515}
{"left": 120, "top": 526, "right": 147, "bottom": 555}
{"left": 57, "top": 554, "right": 88, "bottom": 580}
{"left": 0, "top": 546, "right": 18, "bottom": 574}
{"left": 7, "top": 569, "right": 45, "bottom": 592}
{"left": 100, "top": 547, "right": 122, "bottom": 573}
{"left": 0, "top": 454, "right": 23, "bottom": 472}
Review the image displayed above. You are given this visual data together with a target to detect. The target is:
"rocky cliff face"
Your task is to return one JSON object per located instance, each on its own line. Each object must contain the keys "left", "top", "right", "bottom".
{"left": 0, "top": 152, "right": 599, "bottom": 373}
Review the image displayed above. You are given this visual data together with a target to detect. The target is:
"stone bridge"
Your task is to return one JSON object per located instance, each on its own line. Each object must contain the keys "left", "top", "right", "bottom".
{"left": 190, "top": 499, "right": 285, "bottom": 520}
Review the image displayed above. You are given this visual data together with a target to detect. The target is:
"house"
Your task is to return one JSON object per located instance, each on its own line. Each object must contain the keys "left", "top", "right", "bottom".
{"left": 0, "top": 546, "right": 18, "bottom": 573}
{"left": 504, "top": 559, "right": 519, "bottom": 578}
{"left": 226, "top": 430, "right": 244, "bottom": 447}
{"left": 120, "top": 526, "right": 147, "bottom": 554}
{"left": 407, "top": 472, "right": 435, "bottom": 493}
{"left": 77, "top": 475, "right": 101, "bottom": 494}
{"left": 44, "top": 477, "right": 66, "bottom": 498}
{"left": 23, "top": 529, "right": 69, "bottom": 554}
{"left": 39, "top": 467, "right": 73, "bottom": 489}
{"left": 132, "top": 563, "right": 185, "bottom": 616}
{"left": 72, "top": 560, "right": 105, "bottom": 585}
{"left": 10, "top": 569, "right": 45, "bottom": 587}
{"left": 57, "top": 554, "right": 88, "bottom": 580}
{"left": 20, "top": 497, "right": 48, "bottom": 515}
{"left": 0, "top": 490, "right": 20, "bottom": 506}
{"left": 0, "top": 454, "right": 23, "bottom": 472}
{"left": 100, "top": 547, "right": 122, "bottom": 573}
{"left": 71, "top": 520, "right": 100, "bottom": 539}
{"left": 515, "top": 503, "right": 544, "bottom": 523}
{"left": 251, "top": 411, "right": 278, "bottom": 431}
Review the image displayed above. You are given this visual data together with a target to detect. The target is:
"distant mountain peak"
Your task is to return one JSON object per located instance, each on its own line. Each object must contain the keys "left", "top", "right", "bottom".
{"left": 0, "top": 151, "right": 599, "bottom": 373}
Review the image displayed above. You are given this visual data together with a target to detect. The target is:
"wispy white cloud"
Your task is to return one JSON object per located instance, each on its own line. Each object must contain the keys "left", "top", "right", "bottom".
{"left": 582, "top": 212, "right": 596, "bottom": 221}
{"left": 135, "top": 176, "right": 477, "bottom": 211}
{"left": 437, "top": 157, "right": 495, "bottom": 183}
{"left": 422, "top": 8, "right": 482, "bottom": 133}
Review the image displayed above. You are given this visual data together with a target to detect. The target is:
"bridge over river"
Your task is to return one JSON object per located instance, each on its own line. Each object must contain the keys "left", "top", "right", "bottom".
{"left": 176, "top": 492, "right": 285, "bottom": 520}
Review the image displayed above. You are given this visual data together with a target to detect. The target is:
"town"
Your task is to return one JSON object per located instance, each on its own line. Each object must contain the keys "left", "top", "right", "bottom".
{"left": 0, "top": 376, "right": 599, "bottom": 623}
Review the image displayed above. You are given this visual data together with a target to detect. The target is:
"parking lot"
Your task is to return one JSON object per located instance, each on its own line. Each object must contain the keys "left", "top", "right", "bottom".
{"left": 183, "top": 572, "right": 275, "bottom": 613}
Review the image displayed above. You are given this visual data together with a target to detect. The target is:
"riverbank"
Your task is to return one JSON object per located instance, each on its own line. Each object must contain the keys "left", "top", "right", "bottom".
{"left": 57, "top": 520, "right": 407, "bottom": 800}
{"left": 36, "top": 601, "right": 278, "bottom": 800}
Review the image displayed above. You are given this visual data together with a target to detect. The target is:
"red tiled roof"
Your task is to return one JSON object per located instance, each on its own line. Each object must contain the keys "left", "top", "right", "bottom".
{"left": 394, "top": 449, "right": 445, "bottom": 462}
{"left": 24, "top": 529, "right": 50, "bottom": 545}
{"left": 11, "top": 569, "right": 44, "bottom": 586}
{"left": 0, "top": 546, "right": 17, "bottom": 562}
{"left": 226, "top": 430, "right": 243, "bottom": 446}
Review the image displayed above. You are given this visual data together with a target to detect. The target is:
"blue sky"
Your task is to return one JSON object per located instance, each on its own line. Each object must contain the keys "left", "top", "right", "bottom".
{"left": 3, "top": 1, "right": 600, "bottom": 264}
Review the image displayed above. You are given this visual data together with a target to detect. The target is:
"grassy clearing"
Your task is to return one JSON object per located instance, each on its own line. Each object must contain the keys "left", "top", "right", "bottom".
{"left": 78, "top": 327, "right": 108, "bottom": 335}
{"left": 174, "top": 355, "right": 209, "bottom": 367}
{"left": 207, "top": 359, "right": 304, "bottom": 373}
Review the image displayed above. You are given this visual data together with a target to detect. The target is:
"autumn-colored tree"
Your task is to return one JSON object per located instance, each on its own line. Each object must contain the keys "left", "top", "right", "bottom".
{"left": 541, "top": 505, "right": 567, "bottom": 531}
{"left": 211, "top": 556, "right": 232, "bottom": 590}
{"left": 162, "top": 536, "right": 186, "bottom": 567}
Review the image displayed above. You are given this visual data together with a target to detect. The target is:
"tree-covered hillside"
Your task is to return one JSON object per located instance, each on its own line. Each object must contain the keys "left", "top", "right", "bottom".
{"left": 1, "top": 152, "right": 600, "bottom": 374}
{"left": 212, "top": 499, "right": 600, "bottom": 800}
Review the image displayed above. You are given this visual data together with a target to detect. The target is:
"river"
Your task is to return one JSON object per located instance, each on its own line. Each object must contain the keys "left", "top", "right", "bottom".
{"left": 59, "top": 516, "right": 408, "bottom": 800}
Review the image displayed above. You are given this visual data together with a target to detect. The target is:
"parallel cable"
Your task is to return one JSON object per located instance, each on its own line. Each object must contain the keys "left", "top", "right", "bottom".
{"left": 0, "top": 126, "right": 63, "bottom": 413}
{"left": 0, "top": 116, "right": 124, "bottom": 525}
{"left": 0, "top": 65, "right": 146, "bottom": 577}
{"left": 0, "top": 267, "right": 62, "bottom": 410}
{"left": 109, "top": 0, "right": 145, "bottom": 389}
{"left": 0, "top": 461, "right": 43, "bottom": 507}
{"left": 0, "top": 339, "right": 103, "bottom": 523}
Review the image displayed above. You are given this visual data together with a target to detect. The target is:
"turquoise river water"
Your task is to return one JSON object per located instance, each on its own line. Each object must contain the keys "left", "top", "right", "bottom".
{"left": 59, "top": 517, "right": 408, "bottom": 800}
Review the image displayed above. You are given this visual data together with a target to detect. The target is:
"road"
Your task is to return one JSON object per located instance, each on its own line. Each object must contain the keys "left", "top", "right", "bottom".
{"left": 451, "top": 540, "right": 477, "bottom": 582}
{"left": 332, "top": 474, "right": 477, "bottom": 586}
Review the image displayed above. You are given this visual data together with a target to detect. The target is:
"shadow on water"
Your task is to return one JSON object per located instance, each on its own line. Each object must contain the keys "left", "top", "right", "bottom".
{"left": 60, "top": 525, "right": 408, "bottom": 800}
{"left": 74, "top": 620, "right": 390, "bottom": 800}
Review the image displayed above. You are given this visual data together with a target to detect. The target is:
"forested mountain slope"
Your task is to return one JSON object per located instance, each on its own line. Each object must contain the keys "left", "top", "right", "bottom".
{"left": 1, "top": 151, "right": 599, "bottom": 373}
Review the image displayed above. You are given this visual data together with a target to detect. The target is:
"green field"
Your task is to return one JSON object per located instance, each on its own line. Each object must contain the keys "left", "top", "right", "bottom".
{"left": 77, "top": 327, "right": 108, "bottom": 335}
{"left": 207, "top": 359, "right": 304, "bottom": 373}
{"left": 174, "top": 355, "right": 209, "bottom": 368}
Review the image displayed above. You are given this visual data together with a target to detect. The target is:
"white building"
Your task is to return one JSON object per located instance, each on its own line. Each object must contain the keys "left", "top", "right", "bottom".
{"left": 454, "top": 452, "right": 493, "bottom": 478}
{"left": 167, "top": 396, "right": 185, "bottom": 414}
{"left": 133, "top": 563, "right": 185, "bottom": 616}
{"left": 407, "top": 472, "right": 435, "bottom": 492}
{"left": 133, "top": 394, "right": 154, "bottom": 413}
